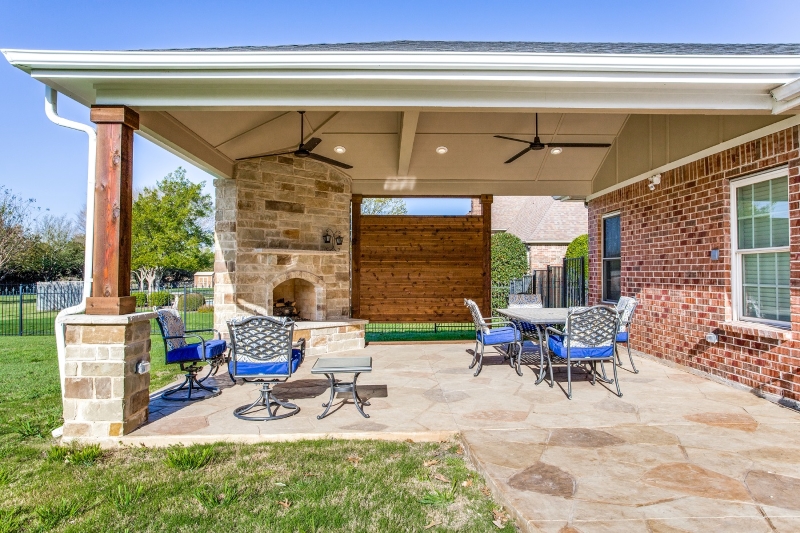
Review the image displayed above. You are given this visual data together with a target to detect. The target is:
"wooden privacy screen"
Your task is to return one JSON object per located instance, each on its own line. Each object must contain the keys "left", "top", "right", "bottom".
{"left": 352, "top": 195, "right": 492, "bottom": 322}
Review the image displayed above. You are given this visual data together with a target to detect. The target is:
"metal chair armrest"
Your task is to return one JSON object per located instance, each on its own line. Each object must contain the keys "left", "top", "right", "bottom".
{"left": 185, "top": 328, "right": 222, "bottom": 340}
{"left": 544, "top": 326, "right": 565, "bottom": 338}
{"left": 293, "top": 338, "right": 306, "bottom": 363}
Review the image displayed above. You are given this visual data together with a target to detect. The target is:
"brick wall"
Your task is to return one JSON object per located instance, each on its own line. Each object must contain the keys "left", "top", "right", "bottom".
{"left": 588, "top": 125, "right": 800, "bottom": 402}
{"left": 528, "top": 244, "right": 568, "bottom": 271}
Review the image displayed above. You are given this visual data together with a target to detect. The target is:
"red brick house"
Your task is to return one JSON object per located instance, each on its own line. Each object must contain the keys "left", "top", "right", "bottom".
{"left": 482, "top": 196, "right": 587, "bottom": 270}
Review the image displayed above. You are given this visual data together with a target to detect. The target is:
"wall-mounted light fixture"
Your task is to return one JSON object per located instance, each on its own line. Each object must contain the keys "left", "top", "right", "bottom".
{"left": 323, "top": 228, "right": 344, "bottom": 251}
{"left": 648, "top": 173, "right": 662, "bottom": 191}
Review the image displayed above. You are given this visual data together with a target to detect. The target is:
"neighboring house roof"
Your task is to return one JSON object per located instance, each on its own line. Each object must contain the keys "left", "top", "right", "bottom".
{"left": 155, "top": 41, "right": 800, "bottom": 55}
{"left": 491, "top": 197, "right": 587, "bottom": 244}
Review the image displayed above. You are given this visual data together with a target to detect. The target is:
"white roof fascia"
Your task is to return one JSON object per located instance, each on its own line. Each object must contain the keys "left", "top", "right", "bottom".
{"left": 5, "top": 49, "right": 800, "bottom": 74}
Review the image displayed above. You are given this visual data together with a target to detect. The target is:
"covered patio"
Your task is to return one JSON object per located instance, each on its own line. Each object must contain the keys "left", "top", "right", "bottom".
{"left": 4, "top": 40, "right": 800, "bottom": 532}
{"left": 128, "top": 343, "right": 800, "bottom": 532}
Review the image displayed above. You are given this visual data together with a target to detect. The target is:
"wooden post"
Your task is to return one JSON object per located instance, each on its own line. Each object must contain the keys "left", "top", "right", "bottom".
{"left": 351, "top": 194, "right": 362, "bottom": 318}
{"left": 86, "top": 106, "right": 139, "bottom": 315}
{"left": 480, "top": 194, "right": 493, "bottom": 315}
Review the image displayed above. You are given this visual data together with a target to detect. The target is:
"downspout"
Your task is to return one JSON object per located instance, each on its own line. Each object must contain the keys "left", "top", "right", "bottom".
{"left": 45, "top": 87, "right": 96, "bottom": 436}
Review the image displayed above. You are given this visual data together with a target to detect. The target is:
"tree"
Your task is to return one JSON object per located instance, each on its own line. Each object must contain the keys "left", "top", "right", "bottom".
{"left": 23, "top": 214, "right": 85, "bottom": 281}
{"left": 132, "top": 168, "right": 214, "bottom": 282}
{"left": 361, "top": 198, "right": 408, "bottom": 215}
{"left": 491, "top": 232, "right": 528, "bottom": 286}
{"left": 565, "top": 234, "right": 589, "bottom": 279}
{"left": 0, "top": 187, "right": 36, "bottom": 280}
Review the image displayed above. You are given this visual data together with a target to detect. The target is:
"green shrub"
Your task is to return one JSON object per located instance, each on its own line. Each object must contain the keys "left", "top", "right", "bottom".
{"left": 197, "top": 304, "right": 214, "bottom": 314}
{"left": 491, "top": 232, "right": 528, "bottom": 286}
{"left": 133, "top": 292, "right": 148, "bottom": 308}
{"left": 148, "top": 290, "right": 172, "bottom": 307}
{"left": 565, "top": 234, "right": 589, "bottom": 279}
{"left": 164, "top": 445, "right": 214, "bottom": 471}
{"left": 175, "top": 292, "right": 206, "bottom": 312}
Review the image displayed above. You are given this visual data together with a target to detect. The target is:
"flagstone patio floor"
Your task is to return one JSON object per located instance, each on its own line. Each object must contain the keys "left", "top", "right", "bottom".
{"left": 127, "top": 343, "right": 800, "bottom": 532}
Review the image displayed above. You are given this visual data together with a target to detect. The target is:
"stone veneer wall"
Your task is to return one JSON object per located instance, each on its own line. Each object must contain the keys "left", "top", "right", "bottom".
{"left": 61, "top": 313, "right": 154, "bottom": 440}
{"left": 214, "top": 155, "right": 352, "bottom": 333}
{"left": 588, "top": 125, "right": 800, "bottom": 403}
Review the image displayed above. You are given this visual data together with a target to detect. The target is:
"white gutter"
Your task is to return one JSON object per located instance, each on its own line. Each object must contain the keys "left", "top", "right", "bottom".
{"left": 5, "top": 49, "right": 800, "bottom": 74}
{"left": 45, "top": 87, "right": 96, "bottom": 435}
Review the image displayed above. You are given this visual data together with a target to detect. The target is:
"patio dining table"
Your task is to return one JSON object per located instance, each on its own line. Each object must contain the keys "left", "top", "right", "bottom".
{"left": 496, "top": 307, "right": 569, "bottom": 385}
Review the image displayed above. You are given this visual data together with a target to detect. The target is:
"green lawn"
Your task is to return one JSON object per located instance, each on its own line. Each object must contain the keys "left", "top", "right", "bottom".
{"left": 0, "top": 336, "right": 514, "bottom": 532}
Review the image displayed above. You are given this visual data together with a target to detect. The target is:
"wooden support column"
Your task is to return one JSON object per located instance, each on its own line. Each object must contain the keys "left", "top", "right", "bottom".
{"left": 480, "top": 194, "right": 493, "bottom": 315}
{"left": 86, "top": 106, "right": 139, "bottom": 315}
{"left": 351, "top": 194, "right": 362, "bottom": 318}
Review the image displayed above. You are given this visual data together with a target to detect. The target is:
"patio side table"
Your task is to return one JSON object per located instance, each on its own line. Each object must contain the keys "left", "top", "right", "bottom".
{"left": 311, "top": 356, "right": 373, "bottom": 419}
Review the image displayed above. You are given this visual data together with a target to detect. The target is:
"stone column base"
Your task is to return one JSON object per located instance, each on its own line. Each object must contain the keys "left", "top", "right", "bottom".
{"left": 61, "top": 312, "right": 156, "bottom": 441}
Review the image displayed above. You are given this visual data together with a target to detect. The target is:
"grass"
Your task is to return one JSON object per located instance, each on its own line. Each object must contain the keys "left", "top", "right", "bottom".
{"left": 0, "top": 336, "right": 516, "bottom": 532}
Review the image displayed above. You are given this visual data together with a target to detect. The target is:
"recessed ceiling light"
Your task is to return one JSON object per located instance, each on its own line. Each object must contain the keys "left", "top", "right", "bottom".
{"left": 550, "top": 147, "right": 563, "bottom": 155}
{"left": 436, "top": 146, "right": 448, "bottom": 154}
{"left": 333, "top": 145, "right": 346, "bottom": 154}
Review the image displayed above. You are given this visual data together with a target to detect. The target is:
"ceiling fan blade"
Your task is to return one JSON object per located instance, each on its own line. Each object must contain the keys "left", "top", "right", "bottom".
{"left": 546, "top": 142, "right": 612, "bottom": 148}
{"left": 302, "top": 137, "right": 322, "bottom": 152}
{"left": 494, "top": 135, "right": 532, "bottom": 144}
{"left": 236, "top": 149, "right": 297, "bottom": 161}
{"left": 504, "top": 146, "right": 532, "bottom": 164}
{"left": 306, "top": 152, "right": 353, "bottom": 169}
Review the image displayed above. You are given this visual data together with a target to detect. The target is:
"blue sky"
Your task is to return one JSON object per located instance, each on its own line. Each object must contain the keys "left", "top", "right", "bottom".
{"left": 1, "top": 0, "right": 799, "bottom": 217}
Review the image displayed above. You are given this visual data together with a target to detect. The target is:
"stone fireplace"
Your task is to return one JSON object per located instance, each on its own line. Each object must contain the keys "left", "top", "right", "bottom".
{"left": 213, "top": 155, "right": 363, "bottom": 352}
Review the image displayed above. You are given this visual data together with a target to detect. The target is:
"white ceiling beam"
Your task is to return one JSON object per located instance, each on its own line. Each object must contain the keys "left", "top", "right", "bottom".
{"left": 771, "top": 78, "right": 800, "bottom": 114}
{"left": 397, "top": 111, "right": 419, "bottom": 176}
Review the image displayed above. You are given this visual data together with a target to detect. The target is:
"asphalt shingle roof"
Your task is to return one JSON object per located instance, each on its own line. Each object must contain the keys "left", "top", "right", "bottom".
{"left": 156, "top": 41, "right": 800, "bottom": 55}
{"left": 492, "top": 197, "right": 587, "bottom": 244}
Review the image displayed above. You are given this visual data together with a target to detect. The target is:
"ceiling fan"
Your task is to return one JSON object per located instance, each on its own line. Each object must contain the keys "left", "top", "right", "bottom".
{"left": 239, "top": 111, "right": 352, "bottom": 169}
{"left": 495, "top": 113, "right": 612, "bottom": 164}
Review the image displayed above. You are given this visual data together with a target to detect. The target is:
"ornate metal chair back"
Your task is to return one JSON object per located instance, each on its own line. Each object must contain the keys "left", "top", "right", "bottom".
{"left": 615, "top": 296, "right": 638, "bottom": 332}
{"left": 508, "top": 294, "right": 543, "bottom": 308}
{"left": 564, "top": 306, "right": 619, "bottom": 350}
{"left": 464, "top": 299, "right": 489, "bottom": 334}
{"left": 154, "top": 308, "right": 187, "bottom": 353}
{"left": 227, "top": 315, "right": 296, "bottom": 378}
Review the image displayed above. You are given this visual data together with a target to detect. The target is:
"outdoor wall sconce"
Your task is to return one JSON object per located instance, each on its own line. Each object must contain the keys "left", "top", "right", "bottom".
{"left": 648, "top": 173, "right": 662, "bottom": 191}
{"left": 323, "top": 228, "right": 344, "bottom": 250}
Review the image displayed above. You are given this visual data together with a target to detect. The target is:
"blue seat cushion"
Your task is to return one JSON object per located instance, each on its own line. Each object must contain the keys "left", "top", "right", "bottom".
{"left": 478, "top": 326, "right": 521, "bottom": 345}
{"left": 616, "top": 332, "right": 628, "bottom": 343}
{"left": 166, "top": 339, "right": 227, "bottom": 364}
{"left": 548, "top": 335, "right": 614, "bottom": 360}
{"left": 230, "top": 349, "right": 303, "bottom": 377}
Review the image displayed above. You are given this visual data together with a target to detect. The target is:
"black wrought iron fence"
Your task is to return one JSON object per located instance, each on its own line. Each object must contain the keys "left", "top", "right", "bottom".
{"left": 0, "top": 283, "right": 215, "bottom": 336}
{"left": 501, "top": 256, "right": 586, "bottom": 310}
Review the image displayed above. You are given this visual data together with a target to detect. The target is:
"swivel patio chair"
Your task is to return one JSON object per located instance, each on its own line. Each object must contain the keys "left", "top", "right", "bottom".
{"left": 464, "top": 298, "right": 522, "bottom": 377}
{"left": 154, "top": 308, "right": 228, "bottom": 401}
{"left": 615, "top": 296, "right": 639, "bottom": 373}
{"left": 226, "top": 315, "right": 305, "bottom": 421}
{"left": 544, "top": 306, "right": 621, "bottom": 399}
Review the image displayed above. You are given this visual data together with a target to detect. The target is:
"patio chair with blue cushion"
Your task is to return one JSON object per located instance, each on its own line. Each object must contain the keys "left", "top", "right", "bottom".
{"left": 226, "top": 315, "right": 305, "bottom": 421}
{"left": 154, "top": 308, "right": 228, "bottom": 401}
{"left": 507, "top": 293, "right": 545, "bottom": 376}
{"left": 545, "top": 306, "right": 621, "bottom": 399}
{"left": 464, "top": 298, "right": 522, "bottom": 377}
{"left": 615, "top": 296, "right": 639, "bottom": 373}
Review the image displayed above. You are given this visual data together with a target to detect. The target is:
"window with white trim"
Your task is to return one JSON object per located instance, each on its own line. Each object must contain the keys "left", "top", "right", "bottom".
{"left": 732, "top": 169, "right": 790, "bottom": 327}
{"left": 602, "top": 212, "right": 621, "bottom": 303}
